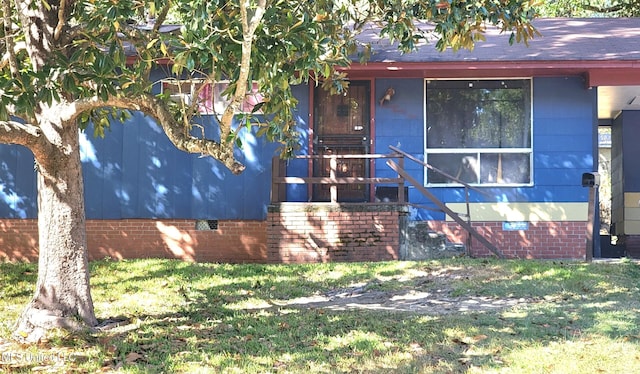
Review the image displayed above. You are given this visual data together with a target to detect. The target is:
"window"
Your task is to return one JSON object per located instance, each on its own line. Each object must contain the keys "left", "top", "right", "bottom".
{"left": 424, "top": 79, "right": 532, "bottom": 186}
{"left": 211, "top": 81, "right": 264, "bottom": 114}
{"left": 161, "top": 79, "right": 263, "bottom": 115}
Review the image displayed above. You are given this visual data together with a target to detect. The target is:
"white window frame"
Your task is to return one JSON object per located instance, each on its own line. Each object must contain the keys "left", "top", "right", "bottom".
{"left": 423, "top": 78, "right": 534, "bottom": 187}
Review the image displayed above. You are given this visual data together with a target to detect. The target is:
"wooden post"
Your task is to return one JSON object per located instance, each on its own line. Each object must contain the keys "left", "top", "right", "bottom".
{"left": 397, "top": 155, "right": 405, "bottom": 202}
{"left": 585, "top": 187, "right": 595, "bottom": 262}
{"left": 330, "top": 156, "right": 337, "bottom": 203}
{"left": 387, "top": 160, "right": 505, "bottom": 258}
{"left": 270, "top": 156, "right": 286, "bottom": 203}
{"left": 465, "top": 186, "right": 472, "bottom": 254}
{"left": 582, "top": 172, "right": 599, "bottom": 262}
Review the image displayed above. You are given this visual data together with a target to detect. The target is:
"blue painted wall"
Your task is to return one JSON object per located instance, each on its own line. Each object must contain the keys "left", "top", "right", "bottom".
{"left": 372, "top": 76, "right": 596, "bottom": 220}
{"left": 284, "top": 85, "right": 311, "bottom": 202}
{"left": 0, "top": 145, "right": 36, "bottom": 218}
{"left": 0, "top": 76, "right": 595, "bottom": 221}
{"left": 82, "top": 112, "right": 281, "bottom": 220}
{"left": 533, "top": 77, "right": 596, "bottom": 203}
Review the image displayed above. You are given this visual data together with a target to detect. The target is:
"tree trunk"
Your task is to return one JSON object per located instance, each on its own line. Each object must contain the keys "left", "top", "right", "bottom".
{"left": 13, "top": 119, "right": 97, "bottom": 343}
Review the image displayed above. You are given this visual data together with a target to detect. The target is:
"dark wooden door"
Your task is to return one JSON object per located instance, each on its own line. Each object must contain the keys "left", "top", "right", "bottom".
{"left": 313, "top": 82, "right": 370, "bottom": 202}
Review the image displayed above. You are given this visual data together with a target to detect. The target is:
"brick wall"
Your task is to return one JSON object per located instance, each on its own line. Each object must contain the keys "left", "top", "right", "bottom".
{"left": 426, "top": 221, "right": 588, "bottom": 259}
{"left": 0, "top": 215, "right": 589, "bottom": 263}
{"left": 0, "top": 219, "right": 39, "bottom": 261}
{"left": 0, "top": 219, "right": 267, "bottom": 263}
{"left": 267, "top": 203, "right": 407, "bottom": 263}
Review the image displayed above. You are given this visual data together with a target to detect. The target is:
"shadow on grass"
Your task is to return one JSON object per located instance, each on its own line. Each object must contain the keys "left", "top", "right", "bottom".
{"left": 88, "top": 258, "right": 399, "bottom": 299}
{"left": 4, "top": 258, "right": 640, "bottom": 372}
{"left": 90, "top": 259, "right": 640, "bottom": 372}
{"left": 0, "top": 262, "right": 37, "bottom": 299}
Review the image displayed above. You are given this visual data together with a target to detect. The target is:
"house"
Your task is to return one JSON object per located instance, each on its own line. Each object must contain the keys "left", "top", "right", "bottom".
{"left": 1, "top": 18, "right": 640, "bottom": 262}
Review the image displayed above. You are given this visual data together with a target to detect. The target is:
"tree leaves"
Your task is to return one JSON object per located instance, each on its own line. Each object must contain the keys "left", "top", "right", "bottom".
{"left": 0, "top": 0, "right": 537, "bottom": 167}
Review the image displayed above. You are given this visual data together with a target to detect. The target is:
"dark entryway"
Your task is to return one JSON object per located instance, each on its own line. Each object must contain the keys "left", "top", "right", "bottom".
{"left": 313, "top": 81, "right": 371, "bottom": 202}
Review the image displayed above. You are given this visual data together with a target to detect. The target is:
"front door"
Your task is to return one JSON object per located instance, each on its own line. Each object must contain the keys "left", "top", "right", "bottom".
{"left": 313, "top": 81, "right": 371, "bottom": 202}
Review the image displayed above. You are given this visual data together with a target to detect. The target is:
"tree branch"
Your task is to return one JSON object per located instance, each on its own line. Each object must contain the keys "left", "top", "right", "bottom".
{"left": 71, "top": 94, "right": 246, "bottom": 174}
{"left": 2, "top": 0, "right": 19, "bottom": 76}
{"left": 0, "top": 40, "right": 25, "bottom": 71}
{"left": 53, "top": 0, "right": 66, "bottom": 41}
{"left": 581, "top": 3, "right": 625, "bottom": 13}
{"left": 152, "top": 1, "right": 172, "bottom": 33}
{"left": 217, "top": 0, "right": 265, "bottom": 142}
{"left": 0, "top": 120, "right": 42, "bottom": 147}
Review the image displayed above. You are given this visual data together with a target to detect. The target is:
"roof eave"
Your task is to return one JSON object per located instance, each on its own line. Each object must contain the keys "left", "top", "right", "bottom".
{"left": 338, "top": 61, "right": 640, "bottom": 87}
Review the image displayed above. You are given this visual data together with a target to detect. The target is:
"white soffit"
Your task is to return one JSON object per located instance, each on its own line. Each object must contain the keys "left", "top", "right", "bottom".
{"left": 598, "top": 86, "right": 640, "bottom": 120}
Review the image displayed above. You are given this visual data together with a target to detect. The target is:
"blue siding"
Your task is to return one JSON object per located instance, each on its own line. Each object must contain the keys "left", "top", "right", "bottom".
{"left": 374, "top": 78, "right": 424, "bottom": 156}
{"left": 0, "top": 111, "right": 281, "bottom": 220}
{"left": 85, "top": 114, "right": 195, "bottom": 219}
{"left": 82, "top": 113, "right": 280, "bottom": 220}
{"left": 82, "top": 121, "right": 124, "bottom": 219}
{"left": 533, "top": 77, "right": 595, "bottom": 203}
{"left": 285, "top": 84, "right": 311, "bottom": 202}
{"left": 374, "top": 78, "right": 427, "bottom": 217}
{"left": 372, "top": 76, "right": 595, "bottom": 220}
{"left": 368, "top": 78, "right": 440, "bottom": 219}
{"left": 0, "top": 76, "right": 596, "bottom": 221}
{"left": 0, "top": 145, "right": 36, "bottom": 218}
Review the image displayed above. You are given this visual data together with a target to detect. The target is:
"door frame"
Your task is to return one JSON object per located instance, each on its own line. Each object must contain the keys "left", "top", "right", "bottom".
{"left": 309, "top": 79, "right": 376, "bottom": 202}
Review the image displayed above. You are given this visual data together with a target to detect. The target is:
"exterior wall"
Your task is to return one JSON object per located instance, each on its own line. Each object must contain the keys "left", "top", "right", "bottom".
{"left": 0, "top": 216, "right": 587, "bottom": 262}
{"left": 612, "top": 111, "right": 640, "bottom": 257}
{"left": 611, "top": 114, "right": 624, "bottom": 235}
{"left": 371, "top": 76, "right": 594, "bottom": 259}
{"left": 0, "top": 82, "right": 311, "bottom": 222}
{"left": 266, "top": 203, "right": 407, "bottom": 263}
{"left": 81, "top": 113, "right": 280, "bottom": 220}
{"left": 0, "top": 219, "right": 39, "bottom": 261}
{"left": 428, "top": 221, "right": 588, "bottom": 259}
{"left": 373, "top": 78, "right": 425, "bottom": 185}
{"left": 0, "top": 145, "right": 37, "bottom": 218}
{"left": 443, "top": 201, "right": 588, "bottom": 259}
{"left": 374, "top": 76, "right": 594, "bottom": 224}
{"left": 0, "top": 219, "right": 267, "bottom": 263}
{"left": 0, "top": 76, "right": 597, "bottom": 262}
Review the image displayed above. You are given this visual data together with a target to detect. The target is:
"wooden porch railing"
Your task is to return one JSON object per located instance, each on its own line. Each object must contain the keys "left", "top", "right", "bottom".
{"left": 388, "top": 145, "right": 504, "bottom": 258}
{"left": 270, "top": 149, "right": 504, "bottom": 258}
{"left": 271, "top": 154, "right": 405, "bottom": 203}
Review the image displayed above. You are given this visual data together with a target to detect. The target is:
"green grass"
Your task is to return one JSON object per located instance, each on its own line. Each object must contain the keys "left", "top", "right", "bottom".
{"left": 2, "top": 258, "right": 640, "bottom": 373}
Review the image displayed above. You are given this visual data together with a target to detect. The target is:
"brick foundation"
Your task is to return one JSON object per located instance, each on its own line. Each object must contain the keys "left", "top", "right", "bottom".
{"left": 0, "top": 219, "right": 39, "bottom": 261}
{"left": 427, "top": 221, "right": 588, "bottom": 259}
{"left": 266, "top": 203, "right": 408, "bottom": 263}
{"left": 0, "top": 215, "right": 589, "bottom": 263}
{"left": 0, "top": 219, "right": 267, "bottom": 263}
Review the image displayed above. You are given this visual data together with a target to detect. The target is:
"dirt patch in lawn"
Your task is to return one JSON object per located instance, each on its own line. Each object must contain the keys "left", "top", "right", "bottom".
{"left": 283, "top": 286, "right": 532, "bottom": 315}
{"left": 280, "top": 264, "right": 535, "bottom": 315}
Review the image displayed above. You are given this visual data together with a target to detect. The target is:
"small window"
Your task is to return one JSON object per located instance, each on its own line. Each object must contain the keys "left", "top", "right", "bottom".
{"left": 161, "top": 79, "right": 264, "bottom": 115}
{"left": 424, "top": 79, "right": 532, "bottom": 186}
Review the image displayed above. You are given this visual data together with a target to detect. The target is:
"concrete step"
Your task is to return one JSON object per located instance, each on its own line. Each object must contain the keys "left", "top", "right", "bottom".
{"left": 402, "top": 222, "right": 466, "bottom": 260}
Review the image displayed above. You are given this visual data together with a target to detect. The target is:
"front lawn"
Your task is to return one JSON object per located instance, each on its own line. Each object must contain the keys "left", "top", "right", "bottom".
{"left": 2, "top": 258, "right": 640, "bottom": 373}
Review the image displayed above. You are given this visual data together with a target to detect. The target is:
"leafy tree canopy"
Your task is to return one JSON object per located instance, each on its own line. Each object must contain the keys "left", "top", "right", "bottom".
{"left": 1, "top": 0, "right": 539, "bottom": 173}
